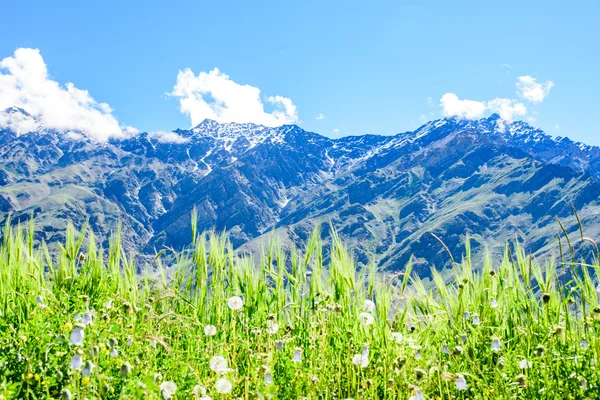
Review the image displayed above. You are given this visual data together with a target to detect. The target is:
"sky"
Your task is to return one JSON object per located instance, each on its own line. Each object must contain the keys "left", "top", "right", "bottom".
{"left": 1, "top": 0, "right": 599, "bottom": 144}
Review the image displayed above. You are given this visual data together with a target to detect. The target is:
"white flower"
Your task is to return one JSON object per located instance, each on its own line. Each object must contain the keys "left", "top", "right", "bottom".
{"left": 491, "top": 339, "right": 501, "bottom": 351}
{"left": 461, "top": 333, "right": 468, "bottom": 343}
{"left": 362, "top": 346, "right": 369, "bottom": 357}
{"left": 192, "top": 385, "right": 207, "bottom": 398}
{"left": 276, "top": 341, "right": 284, "bottom": 350}
{"left": 442, "top": 344, "right": 449, "bottom": 354}
{"left": 70, "top": 355, "right": 83, "bottom": 370}
{"left": 472, "top": 314, "right": 481, "bottom": 325}
{"left": 519, "top": 359, "right": 531, "bottom": 369}
{"left": 104, "top": 299, "right": 113, "bottom": 309}
{"left": 463, "top": 311, "right": 470, "bottom": 320}
{"left": 127, "top": 337, "right": 133, "bottom": 346}
{"left": 204, "top": 325, "right": 217, "bottom": 336}
{"left": 110, "top": 349, "right": 119, "bottom": 358}
{"left": 415, "top": 349, "right": 422, "bottom": 360}
{"left": 351, "top": 354, "right": 369, "bottom": 368}
{"left": 292, "top": 348, "right": 302, "bottom": 363}
{"left": 363, "top": 299, "right": 376, "bottom": 312}
{"left": 266, "top": 320, "right": 279, "bottom": 335}
{"left": 455, "top": 374, "right": 468, "bottom": 390}
{"left": 490, "top": 299, "right": 498, "bottom": 308}
{"left": 149, "top": 339, "right": 157, "bottom": 348}
{"left": 160, "top": 381, "right": 177, "bottom": 399}
{"left": 81, "top": 361, "right": 94, "bottom": 377}
{"left": 70, "top": 326, "right": 85, "bottom": 346}
{"left": 209, "top": 355, "right": 229, "bottom": 374}
{"left": 61, "top": 389, "right": 72, "bottom": 400}
{"left": 36, "top": 295, "right": 43, "bottom": 305}
{"left": 227, "top": 296, "right": 243, "bottom": 311}
{"left": 359, "top": 312, "right": 375, "bottom": 326}
{"left": 215, "top": 377, "right": 233, "bottom": 394}
{"left": 264, "top": 372, "right": 273, "bottom": 385}
{"left": 409, "top": 390, "right": 424, "bottom": 400}
{"left": 391, "top": 332, "right": 403, "bottom": 343}
{"left": 581, "top": 339, "right": 589, "bottom": 349}
{"left": 82, "top": 313, "right": 93, "bottom": 326}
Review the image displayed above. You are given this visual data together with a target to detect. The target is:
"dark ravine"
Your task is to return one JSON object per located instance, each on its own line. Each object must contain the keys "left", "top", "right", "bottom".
{"left": 2, "top": 107, "right": 600, "bottom": 276}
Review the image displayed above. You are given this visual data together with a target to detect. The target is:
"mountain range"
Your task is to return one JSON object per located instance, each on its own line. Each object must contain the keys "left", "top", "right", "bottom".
{"left": 1, "top": 106, "right": 599, "bottom": 275}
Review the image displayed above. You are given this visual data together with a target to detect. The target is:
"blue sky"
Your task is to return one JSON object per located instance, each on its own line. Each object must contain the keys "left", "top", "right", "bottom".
{"left": 1, "top": 0, "right": 599, "bottom": 144}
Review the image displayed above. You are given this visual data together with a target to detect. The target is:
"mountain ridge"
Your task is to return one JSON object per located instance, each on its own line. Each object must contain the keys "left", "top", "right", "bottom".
{"left": 1, "top": 109, "right": 599, "bottom": 275}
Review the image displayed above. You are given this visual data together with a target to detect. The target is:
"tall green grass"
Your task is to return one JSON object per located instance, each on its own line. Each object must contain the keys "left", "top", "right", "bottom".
{"left": 0, "top": 216, "right": 598, "bottom": 399}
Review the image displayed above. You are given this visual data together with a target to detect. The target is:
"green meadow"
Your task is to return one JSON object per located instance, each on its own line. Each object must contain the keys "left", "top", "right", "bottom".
{"left": 0, "top": 214, "right": 598, "bottom": 399}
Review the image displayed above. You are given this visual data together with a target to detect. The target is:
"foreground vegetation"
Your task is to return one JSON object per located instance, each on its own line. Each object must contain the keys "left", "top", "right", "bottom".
{"left": 0, "top": 216, "right": 599, "bottom": 399}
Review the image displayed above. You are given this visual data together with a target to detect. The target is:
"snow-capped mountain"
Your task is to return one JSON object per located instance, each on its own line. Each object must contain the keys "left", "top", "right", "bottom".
{"left": 2, "top": 109, "right": 600, "bottom": 274}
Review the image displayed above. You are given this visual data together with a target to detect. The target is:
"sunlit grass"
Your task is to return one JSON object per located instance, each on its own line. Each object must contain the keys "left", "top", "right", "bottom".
{"left": 0, "top": 214, "right": 599, "bottom": 399}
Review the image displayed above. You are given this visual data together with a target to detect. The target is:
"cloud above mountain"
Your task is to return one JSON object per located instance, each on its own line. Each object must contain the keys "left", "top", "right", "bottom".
{"left": 171, "top": 68, "right": 298, "bottom": 127}
{"left": 440, "top": 75, "right": 553, "bottom": 123}
{"left": 0, "top": 48, "right": 135, "bottom": 141}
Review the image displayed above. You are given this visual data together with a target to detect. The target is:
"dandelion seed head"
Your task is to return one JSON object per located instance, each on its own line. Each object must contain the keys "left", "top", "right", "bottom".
{"left": 215, "top": 377, "right": 233, "bottom": 394}
{"left": 160, "top": 381, "right": 177, "bottom": 399}
{"left": 266, "top": 320, "right": 279, "bottom": 335}
{"left": 204, "top": 325, "right": 217, "bottom": 336}
{"left": 363, "top": 299, "right": 376, "bottom": 313}
{"left": 209, "top": 355, "right": 229, "bottom": 374}
{"left": 358, "top": 312, "right": 375, "bottom": 326}
{"left": 227, "top": 296, "right": 243, "bottom": 311}
{"left": 391, "top": 332, "right": 403, "bottom": 343}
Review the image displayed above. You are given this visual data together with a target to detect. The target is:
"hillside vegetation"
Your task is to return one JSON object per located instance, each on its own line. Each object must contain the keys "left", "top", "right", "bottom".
{"left": 0, "top": 217, "right": 599, "bottom": 399}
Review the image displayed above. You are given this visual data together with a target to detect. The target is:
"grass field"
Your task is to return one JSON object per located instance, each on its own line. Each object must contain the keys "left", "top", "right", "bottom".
{"left": 0, "top": 214, "right": 599, "bottom": 399}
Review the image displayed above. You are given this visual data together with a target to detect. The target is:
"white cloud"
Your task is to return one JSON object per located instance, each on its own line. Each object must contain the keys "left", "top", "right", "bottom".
{"left": 315, "top": 113, "right": 325, "bottom": 120}
{"left": 332, "top": 128, "right": 340, "bottom": 134}
{"left": 486, "top": 98, "right": 527, "bottom": 121}
{"left": 171, "top": 67, "right": 298, "bottom": 127}
{"left": 516, "top": 75, "right": 554, "bottom": 103}
{"left": 440, "top": 93, "right": 487, "bottom": 119}
{"left": 147, "top": 131, "right": 189, "bottom": 144}
{"left": 0, "top": 48, "right": 134, "bottom": 141}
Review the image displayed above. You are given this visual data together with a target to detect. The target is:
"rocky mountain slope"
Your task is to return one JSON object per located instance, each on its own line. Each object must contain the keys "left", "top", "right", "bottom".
{"left": 1, "top": 107, "right": 599, "bottom": 275}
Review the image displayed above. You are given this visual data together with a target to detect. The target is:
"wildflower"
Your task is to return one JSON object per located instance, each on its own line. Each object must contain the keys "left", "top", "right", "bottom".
{"left": 363, "top": 299, "right": 376, "bottom": 312}
{"left": 108, "top": 338, "right": 118, "bottom": 348}
{"left": 266, "top": 320, "right": 279, "bottom": 335}
{"left": 209, "top": 355, "right": 229, "bottom": 374}
{"left": 227, "top": 296, "right": 243, "bottom": 311}
{"left": 351, "top": 354, "right": 369, "bottom": 368}
{"left": 90, "top": 346, "right": 100, "bottom": 358}
{"left": 409, "top": 389, "right": 424, "bottom": 400}
{"left": 149, "top": 339, "right": 157, "bottom": 348}
{"left": 491, "top": 338, "right": 501, "bottom": 352}
{"left": 265, "top": 372, "right": 273, "bottom": 385}
{"left": 276, "top": 341, "right": 284, "bottom": 350}
{"left": 518, "top": 359, "right": 531, "bottom": 369}
{"left": 204, "top": 325, "right": 217, "bottom": 336}
{"left": 69, "top": 324, "right": 85, "bottom": 346}
{"left": 358, "top": 312, "right": 375, "bottom": 326}
{"left": 104, "top": 299, "right": 113, "bottom": 309}
{"left": 463, "top": 311, "right": 470, "bottom": 320}
{"left": 292, "top": 348, "right": 302, "bottom": 363}
{"left": 534, "top": 344, "right": 544, "bottom": 357}
{"left": 127, "top": 337, "right": 133, "bottom": 346}
{"left": 581, "top": 379, "right": 588, "bottom": 390}
{"left": 192, "top": 385, "right": 207, "bottom": 398}
{"left": 110, "top": 349, "right": 119, "bottom": 358}
{"left": 472, "top": 314, "right": 481, "bottom": 325}
{"left": 81, "top": 361, "right": 94, "bottom": 377}
{"left": 61, "top": 389, "right": 72, "bottom": 400}
{"left": 391, "top": 332, "right": 403, "bottom": 343}
{"left": 215, "top": 377, "right": 233, "bottom": 394}
{"left": 415, "top": 348, "right": 422, "bottom": 360}
{"left": 580, "top": 339, "right": 589, "bottom": 350}
{"left": 82, "top": 313, "right": 93, "bottom": 326}
{"left": 490, "top": 299, "right": 498, "bottom": 308}
{"left": 120, "top": 362, "right": 132, "bottom": 377}
{"left": 70, "top": 352, "right": 83, "bottom": 370}
{"left": 460, "top": 333, "right": 468, "bottom": 343}
{"left": 442, "top": 344, "right": 449, "bottom": 354}
{"left": 160, "top": 381, "right": 177, "bottom": 399}
{"left": 455, "top": 374, "right": 468, "bottom": 391}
